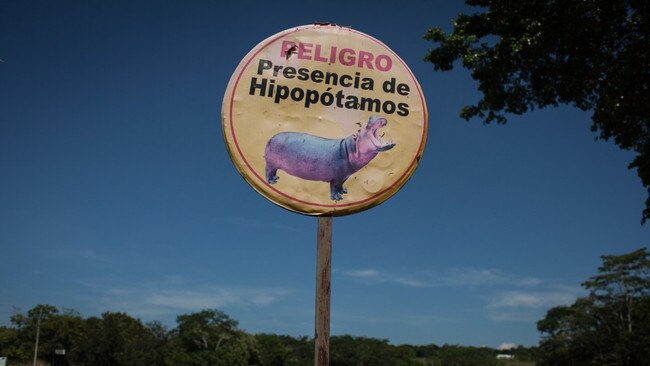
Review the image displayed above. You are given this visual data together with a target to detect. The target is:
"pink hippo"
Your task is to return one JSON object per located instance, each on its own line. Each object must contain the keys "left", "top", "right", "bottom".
{"left": 264, "top": 115, "right": 395, "bottom": 201}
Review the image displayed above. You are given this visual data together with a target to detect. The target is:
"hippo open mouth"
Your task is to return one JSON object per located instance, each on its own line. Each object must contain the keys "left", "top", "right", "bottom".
{"left": 369, "top": 117, "right": 395, "bottom": 151}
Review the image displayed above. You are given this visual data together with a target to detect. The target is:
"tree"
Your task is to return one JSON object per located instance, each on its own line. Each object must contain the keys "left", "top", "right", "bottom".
{"left": 582, "top": 248, "right": 650, "bottom": 364}
{"left": 537, "top": 248, "right": 650, "bottom": 365}
{"left": 329, "top": 335, "right": 419, "bottom": 366}
{"left": 168, "top": 309, "right": 259, "bottom": 366}
{"left": 4, "top": 305, "right": 86, "bottom": 365}
{"left": 254, "top": 333, "right": 294, "bottom": 366}
{"left": 173, "top": 309, "right": 239, "bottom": 353}
{"left": 0, "top": 325, "right": 23, "bottom": 362}
{"left": 424, "top": 0, "right": 650, "bottom": 223}
{"left": 74, "top": 312, "right": 159, "bottom": 366}
{"left": 254, "top": 334, "right": 312, "bottom": 366}
{"left": 146, "top": 320, "right": 172, "bottom": 366}
{"left": 42, "top": 308, "right": 85, "bottom": 366}
{"left": 9, "top": 304, "right": 61, "bottom": 364}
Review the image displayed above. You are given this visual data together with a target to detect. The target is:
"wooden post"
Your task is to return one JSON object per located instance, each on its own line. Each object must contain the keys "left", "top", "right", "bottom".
{"left": 315, "top": 215, "right": 332, "bottom": 366}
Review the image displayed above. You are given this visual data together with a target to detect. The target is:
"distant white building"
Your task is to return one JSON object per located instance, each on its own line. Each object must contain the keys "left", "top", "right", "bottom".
{"left": 497, "top": 354, "right": 515, "bottom": 359}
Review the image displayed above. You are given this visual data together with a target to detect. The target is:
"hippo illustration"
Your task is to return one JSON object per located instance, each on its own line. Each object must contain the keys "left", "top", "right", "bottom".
{"left": 264, "top": 115, "right": 396, "bottom": 201}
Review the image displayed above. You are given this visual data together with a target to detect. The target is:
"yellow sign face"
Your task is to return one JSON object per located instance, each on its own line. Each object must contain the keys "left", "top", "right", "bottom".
{"left": 222, "top": 24, "right": 427, "bottom": 216}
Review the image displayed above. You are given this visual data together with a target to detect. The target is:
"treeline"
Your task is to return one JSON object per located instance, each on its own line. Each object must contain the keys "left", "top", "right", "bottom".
{"left": 0, "top": 305, "right": 533, "bottom": 366}
{"left": 3, "top": 248, "right": 648, "bottom": 366}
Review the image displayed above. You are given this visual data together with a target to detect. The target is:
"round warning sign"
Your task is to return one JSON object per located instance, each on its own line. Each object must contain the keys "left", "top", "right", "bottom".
{"left": 222, "top": 24, "right": 427, "bottom": 216}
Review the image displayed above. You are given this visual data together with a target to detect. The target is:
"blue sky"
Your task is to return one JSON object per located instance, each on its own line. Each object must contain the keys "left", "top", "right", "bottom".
{"left": 1, "top": 0, "right": 647, "bottom": 348}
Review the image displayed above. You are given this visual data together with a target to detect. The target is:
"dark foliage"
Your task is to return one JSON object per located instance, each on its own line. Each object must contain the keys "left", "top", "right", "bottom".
{"left": 537, "top": 248, "right": 650, "bottom": 365}
{"left": 0, "top": 305, "right": 538, "bottom": 366}
{"left": 424, "top": 0, "right": 650, "bottom": 223}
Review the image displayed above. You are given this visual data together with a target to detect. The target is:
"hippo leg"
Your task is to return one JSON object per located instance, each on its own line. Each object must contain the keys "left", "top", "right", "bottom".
{"left": 337, "top": 177, "right": 350, "bottom": 195}
{"left": 330, "top": 182, "right": 343, "bottom": 201}
{"left": 330, "top": 179, "right": 348, "bottom": 201}
{"left": 265, "top": 164, "right": 279, "bottom": 184}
